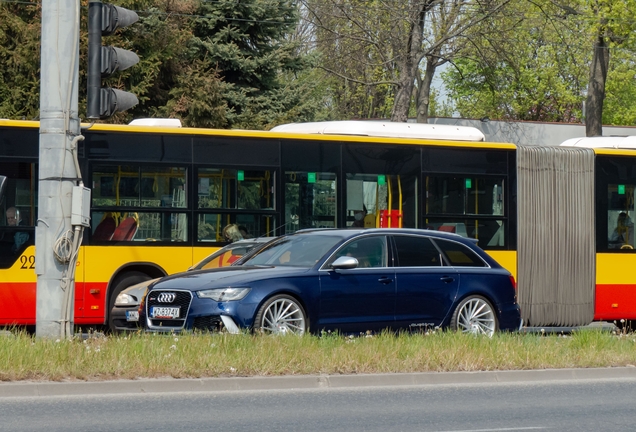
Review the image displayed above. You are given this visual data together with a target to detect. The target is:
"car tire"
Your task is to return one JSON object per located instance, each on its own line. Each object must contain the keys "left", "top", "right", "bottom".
{"left": 450, "top": 295, "right": 498, "bottom": 337}
{"left": 107, "top": 271, "right": 151, "bottom": 333}
{"left": 253, "top": 294, "right": 307, "bottom": 335}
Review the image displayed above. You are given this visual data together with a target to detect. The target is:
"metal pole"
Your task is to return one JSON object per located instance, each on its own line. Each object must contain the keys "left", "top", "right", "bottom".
{"left": 36, "top": 0, "right": 81, "bottom": 339}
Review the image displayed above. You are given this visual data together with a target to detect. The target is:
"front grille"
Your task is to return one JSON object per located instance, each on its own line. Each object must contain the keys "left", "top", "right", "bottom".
{"left": 146, "top": 289, "right": 192, "bottom": 330}
{"left": 193, "top": 316, "right": 224, "bottom": 333}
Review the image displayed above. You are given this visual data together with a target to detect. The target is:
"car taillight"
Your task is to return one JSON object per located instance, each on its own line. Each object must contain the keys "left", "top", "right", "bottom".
{"left": 509, "top": 275, "right": 517, "bottom": 291}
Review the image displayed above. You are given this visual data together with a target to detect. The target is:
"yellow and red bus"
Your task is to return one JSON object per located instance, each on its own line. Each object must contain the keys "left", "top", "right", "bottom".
{"left": 0, "top": 118, "right": 634, "bottom": 330}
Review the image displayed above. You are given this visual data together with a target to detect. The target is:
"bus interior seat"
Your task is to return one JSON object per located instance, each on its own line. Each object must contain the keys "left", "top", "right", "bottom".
{"left": 111, "top": 217, "right": 138, "bottom": 241}
{"left": 438, "top": 225, "right": 456, "bottom": 233}
{"left": 92, "top": 215, "right": 117, "bottom": 241}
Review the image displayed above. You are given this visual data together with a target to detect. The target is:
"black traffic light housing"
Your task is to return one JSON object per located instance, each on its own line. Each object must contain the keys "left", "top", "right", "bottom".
{"left": 87, "top": 0, "right": 140, "bottom": 120}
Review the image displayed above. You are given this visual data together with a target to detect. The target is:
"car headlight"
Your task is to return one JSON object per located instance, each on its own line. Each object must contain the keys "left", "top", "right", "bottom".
{"left": 196, "top": 288, "right": 251, "bottom": 301}
{"left": 115, "top": 292, "right": 138, "bottom": 306}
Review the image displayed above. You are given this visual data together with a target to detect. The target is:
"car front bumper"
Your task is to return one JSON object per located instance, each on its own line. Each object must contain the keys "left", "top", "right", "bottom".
{"left": 111, "top": 305, "right": 141, "bottom": 332}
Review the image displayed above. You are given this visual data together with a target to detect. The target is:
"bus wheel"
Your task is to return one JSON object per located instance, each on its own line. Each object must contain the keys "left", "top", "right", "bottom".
{"left": 450, "top": 295, "right": 498, "bottom": 337}
{"left": 107, "top": 271, "right": 151, "bottom": 334}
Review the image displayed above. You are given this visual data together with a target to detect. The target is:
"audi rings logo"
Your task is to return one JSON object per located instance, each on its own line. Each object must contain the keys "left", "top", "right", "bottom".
{"left": 157, "top": 292, "right": 176, "bottom": 303}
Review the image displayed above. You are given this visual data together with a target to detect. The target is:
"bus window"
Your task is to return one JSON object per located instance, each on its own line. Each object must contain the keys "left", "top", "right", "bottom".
{"left": 346, "top": 174, "right": 418, "bottom": 228}
{"left": 285, "top": 172, "right": 336, "bottom": 233}
{"left": 424, "top": 218, "right": 505, "bottom": 249}
{"left": 426, "top": 176, "right": 504, "bottom": 216}
{"left": 0, "top": 161, "right": 37, "bottom": 268}
{"left": 90, "top": 211, "right": 189, "bottom": 242}
{"left": 92, "top": 165, "right": 187, "bottom": 208}
{"left": 607, "top": 184, "right": 635, "bottom": 250}
{"left": 197, "top": 213, "right": 276, "bottom": 242}
{"left": 197, "top": 168, "right": 275, "bottom": 210}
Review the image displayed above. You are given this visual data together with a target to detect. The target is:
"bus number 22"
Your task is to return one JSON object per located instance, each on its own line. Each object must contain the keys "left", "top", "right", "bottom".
{"left": 20, "top": 255, "right": 35, "bottom": 270}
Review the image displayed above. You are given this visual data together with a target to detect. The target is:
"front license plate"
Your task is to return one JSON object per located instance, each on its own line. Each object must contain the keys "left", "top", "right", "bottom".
{"left": 126, "top": 310, "right": 139, "bottom": 322}
{"left": 151, "top": 307, "right": 180, "bottom": 319}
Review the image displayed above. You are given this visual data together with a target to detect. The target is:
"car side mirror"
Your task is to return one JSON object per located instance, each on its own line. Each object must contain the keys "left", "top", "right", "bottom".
{"left": 330, "top": 256, "right": 359, "bottom": 270}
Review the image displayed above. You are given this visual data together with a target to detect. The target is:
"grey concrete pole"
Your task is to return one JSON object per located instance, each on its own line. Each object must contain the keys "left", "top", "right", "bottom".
{"left": 36, "top": 0, "right": 81, "bottom": 338}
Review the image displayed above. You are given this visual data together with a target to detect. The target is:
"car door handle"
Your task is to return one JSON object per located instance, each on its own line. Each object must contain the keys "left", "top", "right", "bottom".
{"left": 440, "top": 276, "right": 455, "bottom": 283}
{"left": 378, "top": 277, "right": 393, "bottom": 284}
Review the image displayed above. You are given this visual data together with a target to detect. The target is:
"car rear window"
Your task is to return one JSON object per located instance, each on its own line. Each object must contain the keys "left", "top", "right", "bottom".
{"left": 393, "top": 235, "right": 443, "bottom": 267}
{"left": 433, "top": 239, "right": 487, "bottom": 267}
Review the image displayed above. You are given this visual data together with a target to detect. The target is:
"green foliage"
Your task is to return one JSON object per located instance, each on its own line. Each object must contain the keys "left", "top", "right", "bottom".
{"left": 442, "top": 0, "right": 636, "bottom": 126}
{"left": 158, "top": 58, "right": 228, "bottom": 128}
{"left": 442, "top": 2, "right": 588, "bottom": 122}
{"left": 604, "top": 53, "right": 636, "bottom": 125}
{"left": 0, "top": 2, "right": 41, "bottom": 120}
{"left": 303, "top": 0, "right": 400, "bottom": 120}
{"left": 0, "top": 0, "right": 321, "bottom": 128}
{"left": 187, "top": 0, "right": 319, "bottom": 129}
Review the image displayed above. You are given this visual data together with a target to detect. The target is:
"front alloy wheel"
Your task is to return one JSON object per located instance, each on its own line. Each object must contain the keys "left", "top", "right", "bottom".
{"left": 254, "top": 294, "right": 307, "bottom": 335}
{"left": 451, "top": 295, "right": 498, "bottom": 337}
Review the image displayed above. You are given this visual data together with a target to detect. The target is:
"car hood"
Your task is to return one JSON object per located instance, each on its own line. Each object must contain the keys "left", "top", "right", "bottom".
{"left": 149, "top": 266, "right": 314, "bottom": 291}
{"left": 115, "top": 278, "right": 161, "bottom": 306}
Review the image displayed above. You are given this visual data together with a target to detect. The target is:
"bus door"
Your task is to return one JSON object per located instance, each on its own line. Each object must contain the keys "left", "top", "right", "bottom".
{"left": 284, "top": 171, "right": 337, "bottom": 233}
{"left": 0, "top": 162, "right": 38, "bottom": 324}
{"left": 343, "top": 144, "right": 419, "bottom": 229}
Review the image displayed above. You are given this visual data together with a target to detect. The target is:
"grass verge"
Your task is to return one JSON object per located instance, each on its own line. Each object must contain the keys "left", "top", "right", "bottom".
{"left": 1, "top": 329, "right": 635, "bottom": 382}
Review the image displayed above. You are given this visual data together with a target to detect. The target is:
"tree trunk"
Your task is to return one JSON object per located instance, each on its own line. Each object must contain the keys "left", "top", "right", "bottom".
{"left": 585, "top": 34, "right": 609, "bottom": 137}
{"left": 390, "top": 2, "right": 427, "bottom": 123}
{"left": 416, "top": 55, "right": 439, "bottom": 123}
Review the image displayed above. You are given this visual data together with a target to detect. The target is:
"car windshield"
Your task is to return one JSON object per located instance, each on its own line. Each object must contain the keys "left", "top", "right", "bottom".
{"left": 243, "top": 235, "right": 342, "bottom": 267}
{"left": 193, "top": 242, "right": 260, "bottom": 270}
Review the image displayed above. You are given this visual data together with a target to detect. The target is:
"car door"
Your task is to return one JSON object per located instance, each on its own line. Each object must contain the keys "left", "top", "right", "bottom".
{"left": 392, "top": 234, "right": 460, "bottom": 330}
{"left": 318, "top": 235, "right": 395, "bottom": 333}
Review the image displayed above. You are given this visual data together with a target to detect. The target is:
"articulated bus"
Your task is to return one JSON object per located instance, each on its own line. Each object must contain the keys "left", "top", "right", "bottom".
{"left": 0, "top": 118, "right": 635, "bottom": 330}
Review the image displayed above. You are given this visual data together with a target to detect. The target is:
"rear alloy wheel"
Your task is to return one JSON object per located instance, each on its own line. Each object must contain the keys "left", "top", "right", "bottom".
{"left": 450, "top": 295, "right": 498, "bottom": 337}
{"left": 254, "top": 294, "right": 307, "bottom": 335}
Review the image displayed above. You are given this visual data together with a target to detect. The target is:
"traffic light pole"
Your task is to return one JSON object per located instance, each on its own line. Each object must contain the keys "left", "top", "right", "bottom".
{"left": 37, "top": 0, "right": 81, "bottom": 339}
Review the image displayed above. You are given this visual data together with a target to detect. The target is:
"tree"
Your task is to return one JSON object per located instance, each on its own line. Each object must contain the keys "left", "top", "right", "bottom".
{"left": 603, "top": 49, "right": 636, "bottom": 126}
{"left": 303, "top": 0, "right": 510, "bottom": 122}
{"left": 1, "top": 0, "right": 321, "bottom": 129}
{"left": 570, "top": 0, "right": 636, "bottom": 136}
{"left": 187, "top": 0, "right": 318, "bottom": 129}
{"left": 442, "top": 1, "right": 589, "bottom": 122}
{"left": 442, "top": 0, "right": 636, "bottom": 134}
{"left": 0, "top": 1, "right": 41, "bottom": 120}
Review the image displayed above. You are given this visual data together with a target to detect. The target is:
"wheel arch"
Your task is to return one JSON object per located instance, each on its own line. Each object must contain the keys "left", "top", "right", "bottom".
{"left": 104, "top": 262, "right": 168, "bottom": 317}
{"left": 446, "top": 290, "right": 501, "bottom": 326}
{"left": 251, "top": 288, "right": 310, "bottom": 330}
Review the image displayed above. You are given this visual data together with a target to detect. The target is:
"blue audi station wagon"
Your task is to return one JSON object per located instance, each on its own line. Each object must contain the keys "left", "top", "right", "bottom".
{"left": 140, "top": 229, "right": 521, "bottom": 336}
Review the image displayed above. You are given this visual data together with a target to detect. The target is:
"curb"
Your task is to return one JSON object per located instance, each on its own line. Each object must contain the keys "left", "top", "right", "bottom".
{"left": 2, "top": 367, "right": 636, "bottom": 398}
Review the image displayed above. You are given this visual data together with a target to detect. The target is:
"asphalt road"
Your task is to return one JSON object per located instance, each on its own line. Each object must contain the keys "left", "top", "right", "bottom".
{"left": 2, "top": 368, "right": 636, "bottom": 432}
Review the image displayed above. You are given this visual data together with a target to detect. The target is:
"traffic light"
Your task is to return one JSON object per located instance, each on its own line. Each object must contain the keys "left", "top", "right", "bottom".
{"left": 87, "top": 0, "right": 140, "bottom": 120}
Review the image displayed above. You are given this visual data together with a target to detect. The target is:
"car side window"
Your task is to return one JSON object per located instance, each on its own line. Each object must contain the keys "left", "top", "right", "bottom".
{"left": 434, "top": 239, "right": 487, "bottom": 267}
{"left": 330, "top": 236, "right": 388, "bottom": 268}
{"left": 393, "top": 235, "right": 443, "bottom": 267}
